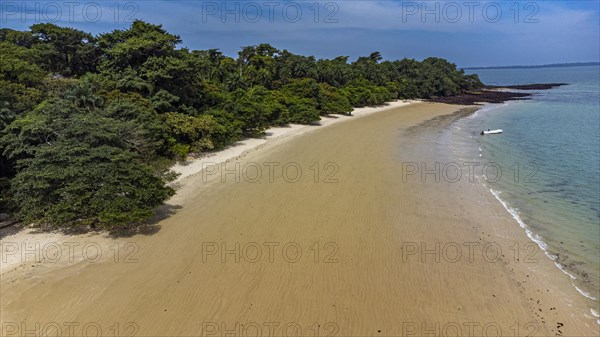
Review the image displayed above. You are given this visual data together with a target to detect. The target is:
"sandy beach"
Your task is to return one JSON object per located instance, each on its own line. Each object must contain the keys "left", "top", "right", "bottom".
{"left": 1, "top": 102, "right": 597, "bottom": 336}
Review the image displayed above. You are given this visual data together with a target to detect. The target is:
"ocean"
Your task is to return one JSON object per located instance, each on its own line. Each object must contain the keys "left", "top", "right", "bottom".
{"left": 454, "top": 65, "right": 600, "bottom": 320}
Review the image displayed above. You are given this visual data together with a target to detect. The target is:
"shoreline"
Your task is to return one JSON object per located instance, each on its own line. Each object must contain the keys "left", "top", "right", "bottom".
{"left": 401, "top": 105, "right": 598, "bottom": 334}
{"left": 170, "top": 100, "right": 418, "bottom": 184}
{"left": 469, "top": 175, "right": 599, "bottom": 334}
{"left": 491, "top": 182, "right": 600, "bottom": 309}
{"left": 0, "top": 100, "right": 417, "bottom": 276}
{"left": 427, "top": 83, "right": 567, "bottom": 106}
{"left": 461, "top": 100, "right": 600, "bottom": 330}
{"left": 1, "top": 102, "right": 597, "bottom": 335}
{"left": 479, "top": 180, "right": 600, "bottom": 331}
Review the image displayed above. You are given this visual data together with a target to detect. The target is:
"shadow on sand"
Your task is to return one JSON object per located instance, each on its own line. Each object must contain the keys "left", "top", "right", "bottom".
{"left": 0, "top": 203, "right": 182, "bottom": 240}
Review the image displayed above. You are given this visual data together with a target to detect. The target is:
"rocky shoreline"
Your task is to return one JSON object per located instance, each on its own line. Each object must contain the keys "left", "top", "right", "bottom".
{"left": 429, "top": 83, "right": 567, "bottom": 105}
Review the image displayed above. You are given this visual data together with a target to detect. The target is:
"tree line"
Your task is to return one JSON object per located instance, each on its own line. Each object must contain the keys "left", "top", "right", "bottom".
{"left": 0, "top": 21, "right": 483, "bottom": 230}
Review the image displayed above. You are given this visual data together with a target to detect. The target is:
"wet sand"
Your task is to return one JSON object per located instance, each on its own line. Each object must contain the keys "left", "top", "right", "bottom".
{"left": 1, "top": 102, "right": 597, "bottom": 336}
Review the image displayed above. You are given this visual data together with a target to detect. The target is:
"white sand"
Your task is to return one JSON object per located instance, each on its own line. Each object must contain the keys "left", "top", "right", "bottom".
{"left": 0, "top": 228, "right": 117, "bottom": 276}
{"left": 2, "top": 101, "right": 597, "bottom": 335}
{"left": 0, "top": 100, "right": 417, "bottom": 276}
{"left": 171, "top": 100, "right": 418, "bottom": 183}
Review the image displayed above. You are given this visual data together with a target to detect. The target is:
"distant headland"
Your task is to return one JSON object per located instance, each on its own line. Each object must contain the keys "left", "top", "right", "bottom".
{"left": 429, "top": 83, "right": 567, "bottom": 105}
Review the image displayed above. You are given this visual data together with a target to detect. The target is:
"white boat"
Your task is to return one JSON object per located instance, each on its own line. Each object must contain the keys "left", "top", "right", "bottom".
{"left": 480, "top": 129, "right": 503, "bottom": 135}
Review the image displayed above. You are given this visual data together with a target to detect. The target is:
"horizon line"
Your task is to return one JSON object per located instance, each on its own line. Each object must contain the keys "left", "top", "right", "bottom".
{"left": 462, "top": 61, "right": 600, "bottom": 70}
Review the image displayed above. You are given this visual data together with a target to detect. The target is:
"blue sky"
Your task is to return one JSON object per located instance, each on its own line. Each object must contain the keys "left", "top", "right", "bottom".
{"left": 2, "top": 0, "right": 599, "bottom": 67}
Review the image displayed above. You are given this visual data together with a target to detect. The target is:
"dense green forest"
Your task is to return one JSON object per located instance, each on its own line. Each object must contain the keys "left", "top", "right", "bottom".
{"left": 0, "top": 21, "right": 483, "bottom": 230}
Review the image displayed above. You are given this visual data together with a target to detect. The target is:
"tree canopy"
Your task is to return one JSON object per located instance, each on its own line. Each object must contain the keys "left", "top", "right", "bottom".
{"left": 0, "top": 21, "right": 483, "bottom": 230}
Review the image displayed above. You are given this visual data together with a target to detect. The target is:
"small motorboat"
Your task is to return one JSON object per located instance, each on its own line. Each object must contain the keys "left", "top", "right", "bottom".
{"left": 480, "top": 129, "right": 502, "bottom": 135}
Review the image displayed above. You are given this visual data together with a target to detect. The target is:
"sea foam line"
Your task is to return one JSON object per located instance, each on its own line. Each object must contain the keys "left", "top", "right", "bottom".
{"left": 591, "top": 309, "right": 600, "bottom": 327}
{"left": 463, "top": 101, "right": 599, "bottom": 324}
{"left": 555, "top": 261, "right": 577, "bottom": 280}
{"left": 574, "top": 285, "right": 598, "bottom": 301}
{"left": 465, "top": 102, "right": 510, "bottom": 120}
{"left": 489, "top": 189, "right": 562, "bottom": 265}
{"left": 487, "top": 184, "right": 600, "bottom": 324}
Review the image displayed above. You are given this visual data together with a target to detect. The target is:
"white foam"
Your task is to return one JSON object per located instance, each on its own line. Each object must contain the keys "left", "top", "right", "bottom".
{"left": 465, "top": 110, "right": 479, "bottom": 119}
{"left": 490, "top": 189, "right": 526, "bottom": 229}
{"left": 489, "top": 189, "right": 560, "bottom": 261}
{"left": 525, "top": 229, "right": 554, "bottom": 255}
{"left": 574, "top": 285, "right": 598, "bottom": 301}
{"left": 554, "top": 261, "right": 577, "bottom": 279}
{"left": 473, "top": 102, "right": 510, "bottom": 114}
{"left": 486, "top": 186, "right": 600, "bottom": 307}
{"left": 469, "top": 104, "right": 600, "bottom": 321}
{"left": 591, "top": 311, "right": 600, "bottom": 325}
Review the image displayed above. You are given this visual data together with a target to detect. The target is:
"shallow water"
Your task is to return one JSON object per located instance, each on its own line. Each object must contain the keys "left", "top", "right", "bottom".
{"left": 455, "top": 66, "right": 600, "bottom": 316}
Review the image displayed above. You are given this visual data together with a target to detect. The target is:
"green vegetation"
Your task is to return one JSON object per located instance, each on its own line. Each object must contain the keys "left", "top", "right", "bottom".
{"left": 0, "top": 21, "right": 483, "bottom": 230}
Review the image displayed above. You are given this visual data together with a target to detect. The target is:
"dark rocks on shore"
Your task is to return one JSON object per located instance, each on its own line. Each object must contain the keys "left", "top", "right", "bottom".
{"left": 427, "top": 83, "right": 567, "bottom": 105}
{"left": 428, "top": 90, "right": 531, "bottom": 105}
{"left": 485, "top": 83, "right": 567, "bottom": 90}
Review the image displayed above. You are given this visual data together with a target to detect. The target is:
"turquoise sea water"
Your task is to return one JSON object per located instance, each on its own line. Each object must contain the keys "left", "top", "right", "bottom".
{"left": 455, "top": 66, "right": 600, "bottom": 320}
